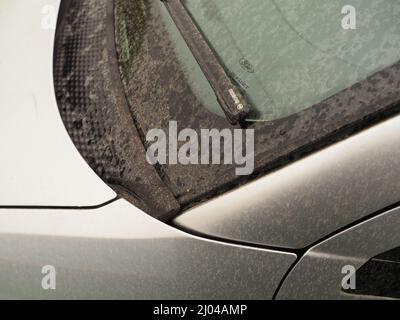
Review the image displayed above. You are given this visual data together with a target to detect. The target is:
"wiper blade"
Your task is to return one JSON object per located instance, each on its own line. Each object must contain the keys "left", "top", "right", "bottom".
{"left": 161, "top": 0, "right": 251, "bottom": 125}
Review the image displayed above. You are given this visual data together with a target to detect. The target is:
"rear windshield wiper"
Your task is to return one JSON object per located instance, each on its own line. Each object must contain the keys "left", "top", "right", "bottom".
{"left": 161, "top": 0, "right": 251, "bottom": 125}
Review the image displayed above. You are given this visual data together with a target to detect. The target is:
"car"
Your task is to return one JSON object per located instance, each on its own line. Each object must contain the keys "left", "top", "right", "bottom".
{"left": 0, "top": 0, "right": 399, "bottom": 300}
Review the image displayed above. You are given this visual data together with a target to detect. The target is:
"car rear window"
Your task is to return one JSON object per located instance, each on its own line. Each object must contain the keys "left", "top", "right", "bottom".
{"left": 178, "top": 0, "right": 400, "bottom": 121}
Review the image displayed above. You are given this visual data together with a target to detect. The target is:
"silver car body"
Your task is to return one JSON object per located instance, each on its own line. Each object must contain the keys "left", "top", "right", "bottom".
{"left": 0, "top": 0, "right": 398, "bottom": 299}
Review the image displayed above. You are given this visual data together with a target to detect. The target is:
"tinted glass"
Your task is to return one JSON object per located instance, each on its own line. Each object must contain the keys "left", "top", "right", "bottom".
{"left": 171, "top": 0, "right": 400, "bottom": 121}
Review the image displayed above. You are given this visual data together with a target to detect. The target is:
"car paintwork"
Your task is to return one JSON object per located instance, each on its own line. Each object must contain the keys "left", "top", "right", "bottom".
{"left": 175, "top": 113, "right": 400, "bottom": 249}
{"left": 0, "top": 0, "right": 116, "bottom": 207}
{"left": 0, "top": 199, "right": 296, "bottom": 299}
{"left": 277, "top": 205, "right": 400, "bottom": 299}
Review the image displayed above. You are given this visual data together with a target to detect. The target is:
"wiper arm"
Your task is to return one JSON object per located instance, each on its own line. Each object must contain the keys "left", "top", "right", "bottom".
{"left": 161, "top": 0, "right": 251, "bottom": 125}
